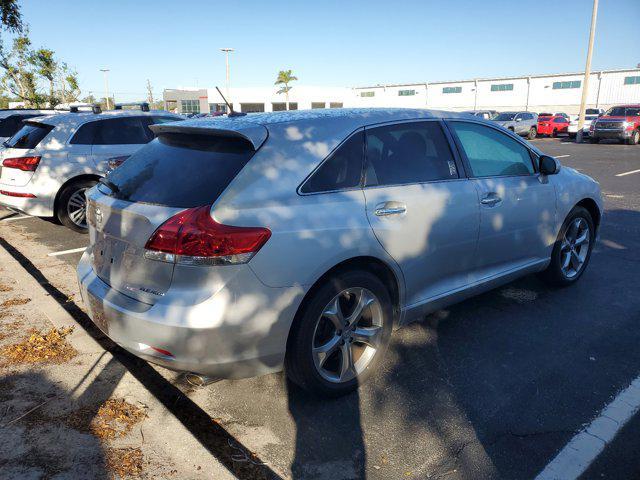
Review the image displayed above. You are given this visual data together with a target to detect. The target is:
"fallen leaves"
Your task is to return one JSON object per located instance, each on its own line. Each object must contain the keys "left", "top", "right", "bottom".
{"left": 89, "top": 398, "right": 147, "bottom": 440}
{"left": 1, "top": 327, "right": 76, "bottom": 364}
{"left": 0, "top": 283, "right": 13, "bottom": 292}
{"left": 106, "top": 447, "right": 144, "bottom": 478}
{"left": 1, "top": 297, "right": 31, "bottom": 308}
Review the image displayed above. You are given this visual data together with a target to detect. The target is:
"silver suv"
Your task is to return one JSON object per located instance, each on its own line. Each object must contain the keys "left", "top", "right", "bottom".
{"left": 77, "top": 109, "right": 602, "bottom": 396}
{"left": 493, "top": 111, "right": 539, "bottom": 139}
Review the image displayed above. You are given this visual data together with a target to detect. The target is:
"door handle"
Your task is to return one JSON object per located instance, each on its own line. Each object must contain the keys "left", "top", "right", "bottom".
{"left": 480, "top": 193, "right": 502, "bottom": 206}
{"left": 374, "top": 202, "right": 407, "bottom": 217}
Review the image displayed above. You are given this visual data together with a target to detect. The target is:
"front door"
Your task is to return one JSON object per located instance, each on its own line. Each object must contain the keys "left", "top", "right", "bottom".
{"left": 446, "top": 120, "right": 557, "bottom": 274}
{"left": 362, "top": 120, "right": 480, "bottom": 307}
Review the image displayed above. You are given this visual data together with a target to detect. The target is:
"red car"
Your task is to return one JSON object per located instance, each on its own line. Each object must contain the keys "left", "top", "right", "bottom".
{"left": 590, "top": 104, "right": 640, "bottom": 145}
{"left": 538, "top": 115, "right": 570, "bottom": 137}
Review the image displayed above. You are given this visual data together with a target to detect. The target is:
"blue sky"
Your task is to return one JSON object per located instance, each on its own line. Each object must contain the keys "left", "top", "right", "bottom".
{"left": 19, "top": 0, "right": 640, "bottom": 102}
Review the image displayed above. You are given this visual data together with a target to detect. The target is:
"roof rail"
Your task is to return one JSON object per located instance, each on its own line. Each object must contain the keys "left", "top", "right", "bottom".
{"left": 69, "top": 104, "right": 102, "bottom": 114}
{"left": 114, "top": 102, "right": 150, "bottom": 112}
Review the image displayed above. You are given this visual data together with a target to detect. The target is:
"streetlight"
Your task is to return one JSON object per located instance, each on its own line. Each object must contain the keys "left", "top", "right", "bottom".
{"left": 100, "top": 68, "right": 111, "bottom": 110}
{"left": 577, "top": 0, "right": 599, "bottom": 142}
{"left": 220, "top": 48, "right": 234, "bottom": 112}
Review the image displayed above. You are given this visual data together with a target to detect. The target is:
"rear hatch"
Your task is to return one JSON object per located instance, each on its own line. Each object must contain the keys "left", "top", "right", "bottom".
{"left": 0, "top": 122, "right": 53, "bottom": 186}
{"left": 87, "top": 128, "right": 262, "bottom": 304}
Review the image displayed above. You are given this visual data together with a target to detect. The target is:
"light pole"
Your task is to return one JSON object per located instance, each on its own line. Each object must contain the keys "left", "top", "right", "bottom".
{"left": 577, "top": 0, "right": 599, "bottom": 141}
{"left": 220, "top": 48, "right": 234, "bottom": 112}
{"left": 100, "top": 68, "right": 111, "bottom": 110}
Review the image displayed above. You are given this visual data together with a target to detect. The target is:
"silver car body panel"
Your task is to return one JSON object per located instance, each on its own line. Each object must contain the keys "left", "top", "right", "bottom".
{"left": 77, "top": 108, "right": 603, "bottom": 379}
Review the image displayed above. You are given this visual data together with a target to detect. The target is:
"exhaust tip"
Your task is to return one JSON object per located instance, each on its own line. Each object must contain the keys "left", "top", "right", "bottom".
{"left": 184, "top": 372, "right": 220, "bottom": 387}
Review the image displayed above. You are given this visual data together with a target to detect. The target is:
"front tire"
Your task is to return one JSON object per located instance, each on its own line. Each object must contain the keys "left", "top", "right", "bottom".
{"left": 285, "top": 270, "right": 393, "bottom": 397}
{"left": 527, "top": 127, "right": 537, "bottom": 140}
{"left": 627, "top": 129, "right": 640, "bottom": 145}
{"left": 590, "top": 137, "right": 600, "bottom": 144}
{"left": 539, "top": 206, "right": 595, "bottom": 287}
{"left": 56, "top": 179, "right": 97, "bottom": 233}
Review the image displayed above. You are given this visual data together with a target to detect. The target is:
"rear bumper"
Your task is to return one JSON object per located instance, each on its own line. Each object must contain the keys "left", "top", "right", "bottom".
{"left": 0, "top": 187, "right": 53, "bottom": 217}
{"left": 76, "top": 251, "right": 306, "bottom": 379}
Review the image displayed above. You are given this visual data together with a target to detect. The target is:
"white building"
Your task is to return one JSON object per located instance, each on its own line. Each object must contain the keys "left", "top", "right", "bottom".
{"left": 164, "top": 68, "right": 640, "bottom": 115}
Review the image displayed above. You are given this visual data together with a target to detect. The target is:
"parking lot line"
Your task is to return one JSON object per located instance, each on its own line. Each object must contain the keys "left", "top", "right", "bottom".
{"left": 535, "top": 376, "right": 640, "bottom": 480}
{"left": 615, "top": 168, "right": 640, "bottom": 177}
{"left": 47, "top": 247, "right": 87, "bottom": 257}
{"left": 555, "top": 155, "right": 571, "bottom": 158}
{"left": 0, "top": 215, "right": 31, "bottom": 222}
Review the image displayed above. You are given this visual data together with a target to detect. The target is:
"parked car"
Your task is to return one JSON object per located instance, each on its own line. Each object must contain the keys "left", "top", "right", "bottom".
{"left": 77, "top": 108, "right": 602, "bottom": 397}
{"left": 568, "top": 114, "right": 600, "bottom": 139}
{"left": 538, "top": 115, "right": 570, "bottom": 137}
{"left": 589, "top": 104, "right": 640, "bottom": 145}
{"left": 0, "top": 109, "right": 60, "bottom": 144}
{"left": 539, "top": 112, "right": 569, "bottom": 120}
{"left": 0, "top": 107, "right": 182, "bottom": 231}
{"left": 462, "top": 110, "right": 498, "bottom": 120}
{"left": 493, "top": 111, "right": 539, "bottom": 139}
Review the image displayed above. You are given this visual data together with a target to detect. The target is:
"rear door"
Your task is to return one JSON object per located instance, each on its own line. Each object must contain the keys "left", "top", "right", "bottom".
{"left": 87, "top": 132, "right": 256, "bottom": 304}
{"left": 447, "top": 120, "right": 556, "bottom": 275}
{"left": 89, "top": 117, "right": 151, "bottom": 173}
{"left": 363, "top": 120, "right": 480, "bottom": 306}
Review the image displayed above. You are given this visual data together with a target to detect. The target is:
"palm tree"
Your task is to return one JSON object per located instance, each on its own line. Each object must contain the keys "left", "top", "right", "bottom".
{"left": 274, "top": 69, "right": 298, "bottom": 110}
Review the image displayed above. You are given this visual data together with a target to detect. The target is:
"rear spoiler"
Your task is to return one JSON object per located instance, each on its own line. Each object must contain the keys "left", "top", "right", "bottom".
{"left": 149, "top": 123, "right": 268, "bottom": 151}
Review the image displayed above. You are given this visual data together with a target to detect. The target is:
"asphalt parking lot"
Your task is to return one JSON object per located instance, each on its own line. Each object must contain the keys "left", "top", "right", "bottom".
{"left": 1, "top": 137, "right": 639, "bottom": 479}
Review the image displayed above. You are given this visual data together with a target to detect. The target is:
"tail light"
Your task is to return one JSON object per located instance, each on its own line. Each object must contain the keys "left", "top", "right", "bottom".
{"left": 144, "top": 205, "right": 271, "bottom": 266}
{"left": 2, "top": 156, "right": 41, "bottom": 172}
{"left": 0, "top": 190, "right": 36, "bottom": 198}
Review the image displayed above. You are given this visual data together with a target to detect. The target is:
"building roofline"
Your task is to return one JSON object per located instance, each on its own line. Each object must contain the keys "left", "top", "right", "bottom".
{"left": 353, "top": 67, "right": 640, "bottom": 89}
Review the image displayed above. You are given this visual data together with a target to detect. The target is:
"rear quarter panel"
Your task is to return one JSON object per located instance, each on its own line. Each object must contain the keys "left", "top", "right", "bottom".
{"left": 551, "top": 166, "right": 603, "bottom": 235}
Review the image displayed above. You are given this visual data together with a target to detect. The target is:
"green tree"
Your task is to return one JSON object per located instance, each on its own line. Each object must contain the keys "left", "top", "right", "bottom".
{"left": 0, "top": 0, "right": 22, "bottom": 32}
{"left": 274, "top": 69, "right": 298, "bottom": 110}
{"left": 31, "top": 48, "right": 58, "bottom": 107}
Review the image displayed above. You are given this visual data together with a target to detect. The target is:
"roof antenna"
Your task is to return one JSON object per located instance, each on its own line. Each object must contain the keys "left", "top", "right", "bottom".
{"left": 215, "top": 86, "right": 245, "bottom": 117}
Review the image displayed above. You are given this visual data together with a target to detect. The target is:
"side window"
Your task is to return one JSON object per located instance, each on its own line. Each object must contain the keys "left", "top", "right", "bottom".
{"left": 364, "top": 121, "right": 458, "bottom": 187}
{"left": 93, "top": 117, "right": 150, "bottom": 145}
{"left": 142, "top": 116, "right": 181, "bottom": 141}
{"left": 449, "top": 121, "right": 535, "bottom": 177}
{"left": 300, "top": 131, "right": 364, "bottom": 193}
{"left": 70, "top": 121, "right": 98, "bottom": 144}
{"left": 523, "top": 113, "right": 533, "bottom": 120}
{"left": 553, "top": 117, "right": 565, "bottom": 123}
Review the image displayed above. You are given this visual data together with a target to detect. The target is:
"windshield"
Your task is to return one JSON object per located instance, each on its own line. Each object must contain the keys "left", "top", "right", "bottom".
{"left": 5, "top": 122, "right": 54, "bottom": 149}
{"left": 494, "top": 113, "right": 516, "bottom": 121}
{"left": 605, "top": 107, "right": 640, "bottom": 117}
{"left": 105, "top": 133, "right": 255, "bottom": 208}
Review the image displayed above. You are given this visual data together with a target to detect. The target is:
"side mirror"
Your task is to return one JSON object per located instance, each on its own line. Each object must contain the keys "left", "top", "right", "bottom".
{"left": 515, "top": 117, "right": 522, "bottom": 122}
{"left": 539, "top": 155, "right": 560, "bottom": 175}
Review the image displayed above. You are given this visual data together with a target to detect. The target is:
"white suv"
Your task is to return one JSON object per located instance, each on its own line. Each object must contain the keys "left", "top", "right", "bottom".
{"left": 0, "top": 107, "right": 182, "bottom": 231}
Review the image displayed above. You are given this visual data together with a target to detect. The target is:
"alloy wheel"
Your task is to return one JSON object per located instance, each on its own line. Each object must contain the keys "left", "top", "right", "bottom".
{"left": 560, "top": 217, "right": 590, "bottom": 279}
{"left": 67, "top": 188, "right": 88, "bottom": 229}
{"left": 312, "top": 287, "right": 384, "bottom": 383}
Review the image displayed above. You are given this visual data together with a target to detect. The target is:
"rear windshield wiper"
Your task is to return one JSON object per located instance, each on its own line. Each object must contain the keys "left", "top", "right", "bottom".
{"left": 98, "top": 177, "right": 120, "bottom": 194}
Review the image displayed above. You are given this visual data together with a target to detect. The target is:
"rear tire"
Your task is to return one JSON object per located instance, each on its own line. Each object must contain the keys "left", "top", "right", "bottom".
{"left": 56, "top": 179, "right": 97, "bottom": 233}
{"left": 627, "top": 130, "right": 639, "bottom": 145}
{"left": 551, "top": 129, "right": 558, "bottom": 138}
{"left": 539, "top": 206, "right": 595, "bottom": 287}
{"left": 527, "top": 127, "right": 537, "bottom": 140}
{"left": 285, "top": 270, "right": 393, "bottom": 397}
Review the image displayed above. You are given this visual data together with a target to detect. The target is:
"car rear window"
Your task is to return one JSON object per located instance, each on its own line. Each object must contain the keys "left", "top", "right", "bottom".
{"left": 5, "top": 122, "right": 54, "bottom": 149}
{"left": 0, "top": 114, "right": 41, "bottom": 137}
{"left": 105, "top": 133, "right": 255, "bottom": 207}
